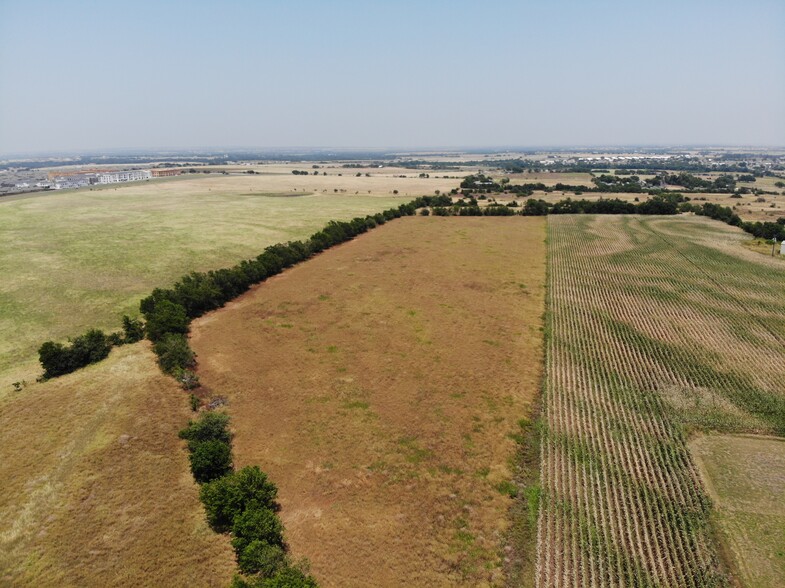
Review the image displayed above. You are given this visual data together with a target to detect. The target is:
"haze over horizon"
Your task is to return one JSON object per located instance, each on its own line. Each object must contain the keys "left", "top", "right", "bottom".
{"left": 1, "top": 0, "right": 784, "bottom": 155}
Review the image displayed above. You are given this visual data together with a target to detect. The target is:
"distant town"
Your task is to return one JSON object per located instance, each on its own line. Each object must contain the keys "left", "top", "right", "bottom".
{"left": 2, "top": 147, "right": 784, "bottom": 198}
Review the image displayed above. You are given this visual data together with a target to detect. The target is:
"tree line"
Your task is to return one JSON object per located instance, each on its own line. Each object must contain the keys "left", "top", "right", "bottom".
{"left": 460, "top": 172, "right": 754, "bottom": 196}
{"left": 37, "top": 196, "right": 452, "bottom": 380}
{"left": 179, "top": 411, "right": 318, "bottom": 587}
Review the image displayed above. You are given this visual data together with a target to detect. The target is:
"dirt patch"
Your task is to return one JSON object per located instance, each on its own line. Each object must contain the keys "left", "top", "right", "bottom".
{"left": 190, "top": 216, "right": 547, "bottom": 586}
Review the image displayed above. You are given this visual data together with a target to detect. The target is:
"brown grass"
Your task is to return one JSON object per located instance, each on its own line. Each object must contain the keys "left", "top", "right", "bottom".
{"left": 190, "top": 217, "right": 547, "bottom": 586}
{"left": 690, "top": 434, "right": 785, "bottom": 588}
{"left": 0, "top": 343, "right": 235, "bottom": 587}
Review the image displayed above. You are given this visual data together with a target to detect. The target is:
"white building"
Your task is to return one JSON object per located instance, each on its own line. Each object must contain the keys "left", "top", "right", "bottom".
{"left": 97, "top": 170, "right": 152, "bottom": 184}
{"left": 780, "top": 240, "right": 785, "bottom": 256}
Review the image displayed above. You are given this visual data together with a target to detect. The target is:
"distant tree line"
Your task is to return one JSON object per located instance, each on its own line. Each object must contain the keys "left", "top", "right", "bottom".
{"left": 431, "top": 193, "right": 686, "bottom": 218}
{"left": 432, "top": 194, "right": 785, "bottom": 240}
{"left": 459, "top": 172, "right": 777, "bottom": 198}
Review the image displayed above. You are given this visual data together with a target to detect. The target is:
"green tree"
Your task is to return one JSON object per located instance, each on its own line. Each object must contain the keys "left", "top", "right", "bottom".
{"left": 189, "top": 439, "right": 233, "bottom": 483}
{"left": 122, "top": 315, "right": 145, "bottom": 343}
{"left": 145, "top": 300, "right": 189, "bottom": 341}
{"left": 199, "top": 466, "right": 279, "bottom": 532}
{"left": 153, "top": 333, "right": 195, "bottom": 374}
{"left": 237, "top": 540, "right": 286, "bottom": 576}
{"left": 179, "top": 411, "right": 231, "bottom": 448}
{"left": 231, "top": 507, "right": 284, "bottom": 553}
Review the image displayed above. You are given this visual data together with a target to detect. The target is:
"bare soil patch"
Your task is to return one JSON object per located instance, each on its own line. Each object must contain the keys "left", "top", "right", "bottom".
{"left": 190, "top": 217, "right": 547, "bottom": 586}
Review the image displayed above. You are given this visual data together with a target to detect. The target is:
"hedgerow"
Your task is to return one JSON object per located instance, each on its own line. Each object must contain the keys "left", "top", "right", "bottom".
{"left": 179, "top": 412, "right": 315, "bottom": 585}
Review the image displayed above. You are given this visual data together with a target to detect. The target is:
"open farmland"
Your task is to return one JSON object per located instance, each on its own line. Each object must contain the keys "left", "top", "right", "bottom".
{"left": 538, "top": 215, "right": 785, "bottom": 587}
{"left": 190, "top": 217, "right": 547, "bottom": 586}
{"left": 0, "top": 175, "right": 414, "bottom": 392}
{"left": 690, "top": 434, "right": 785, "bottom": 588}
{"left": 0, "top": 343, "right": 234, "bottom": 587}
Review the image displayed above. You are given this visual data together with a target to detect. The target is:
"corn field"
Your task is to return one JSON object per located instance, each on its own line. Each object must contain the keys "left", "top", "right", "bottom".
{"left": 536, "top": 214, "right": 785, "bottom": 587}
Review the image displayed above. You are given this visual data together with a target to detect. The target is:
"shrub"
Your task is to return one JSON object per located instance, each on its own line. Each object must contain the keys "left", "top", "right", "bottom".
{"left": 122, "top": 315, "right": 145, "bottom": 343}
{"left": 189, "top": 439, "right": 233, "bottom": 483}
{"left": 200, "top": 466, "right": 278, "bottom": 532}
{"left": 231, "top": 507, "right": 284, "bottom": 552}
{"left": 420, "top": 208, "right": 430, "bottom": 216}
{"left": 189, "top": 393, "right": 201, "bottom": 411}
{"left": 144, "top": 299, "right": 189, "bottom": 341}
{"left": 71, "top": 329, "right": 112, "bottom": 365}
{"left": 237, "top": 540, "right": 286, "bottom": 576}
{"left": 258, "top": 566, "right": 318, "bottom": 588}
{"left": 154, "top": 333, "right": 195, "bottom": 374}
{"left": 175, "top": 367, "right": 200, "bottom": 390}
{"left": 108, "top": 332, "right": 124, "bottom": 346}
{"left": 179, "top": 410, "right": 231, "bottom": 448}
{"left": 38, "top": 329, "right": 112, "bottom": 379}
{"left": 38, "top": 341, "right": 73, "bottom": 378}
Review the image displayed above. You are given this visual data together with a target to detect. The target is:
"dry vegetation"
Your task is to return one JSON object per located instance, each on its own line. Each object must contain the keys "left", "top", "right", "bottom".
{"left": 0, "top": 343, "right": 234, "bottom": 587}
{"left": 690, "top": 434, "right": 785, "bottom": 588}
{"left": 190, "top": 217, "right": 547, "bottom": 586}
{"left": 538, "top": 214, "right": 785, "bottom": 587}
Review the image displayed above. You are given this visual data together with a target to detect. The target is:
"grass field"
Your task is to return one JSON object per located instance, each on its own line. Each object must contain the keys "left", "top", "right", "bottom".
{"left": 0, "top": 175, "right": 415, "bottom": 392}
{"left": 190, "top": 217, "right": 547, "bottom": 586}
{"left": 690, "top": 434, "right": 785, "bottom": 588}
{"left": 742, "top": 238, "right": 785, "bottom": 259}
{"left": 0, "top": 343, "right": 235, "bottom": 587}
{"left": 537, "top": 214, "right": 785, "bottom": 587}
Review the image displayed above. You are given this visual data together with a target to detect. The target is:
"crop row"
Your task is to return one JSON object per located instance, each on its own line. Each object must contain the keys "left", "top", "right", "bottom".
{"left": 536, "top": 214, "right": 785, "bottom": 587}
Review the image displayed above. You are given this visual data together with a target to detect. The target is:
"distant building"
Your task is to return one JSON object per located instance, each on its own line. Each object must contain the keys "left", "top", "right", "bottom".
{"left": 780, "top": 241, "right": 785, "bottom": 256}
{"left": 97, "top": 170, "right": 152, "bottom": 184}
{"left": 151, "top": 168, "right": 181, "bottom": 177}
{"left": 50, "top": 172, "right": 97, "bottom": 189}
{"left": 53, "top": 175, "right": 92, "bottom": 189}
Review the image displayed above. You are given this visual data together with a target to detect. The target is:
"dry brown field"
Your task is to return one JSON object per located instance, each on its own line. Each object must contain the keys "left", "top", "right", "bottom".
{"left": 190, "top": 216, "right": 547, "bottom": 586}
{"left": 690, "top": 434, "right": 785, "bottom": 588}
{"left": 197, "top": 163, "right": 463, "bottom": 197}
{"left": 0, "top": 343, "right": 234, "bottom": 587}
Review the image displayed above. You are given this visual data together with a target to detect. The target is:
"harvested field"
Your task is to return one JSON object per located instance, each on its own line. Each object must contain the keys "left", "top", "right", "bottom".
{"left": 690, "top": 434, "right": 785, "bottom": 588}
{"left": 537, "top": 214, "right": 785, "bottom": 587}
{"left": 0, "top": 343, "right": 234, "bottom": 587}
{"left": 190, "top": 216, "right": 547, "bottom": 586}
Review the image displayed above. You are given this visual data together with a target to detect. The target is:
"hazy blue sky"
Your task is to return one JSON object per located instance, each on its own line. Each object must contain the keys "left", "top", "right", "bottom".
{"left": 1, "top": 0, "right": 783, "bottom": 154}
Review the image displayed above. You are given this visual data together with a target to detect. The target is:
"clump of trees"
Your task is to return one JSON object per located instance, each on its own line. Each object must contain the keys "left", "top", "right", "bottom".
{"left": 660, "top": 172, "right": 736, "bottom": 192}
{"left": 38, "top": 315, "right": 144, "bottom": 379}
{"left": 38, "top": 329, "right": 112, "bottom": 379}
{"left": 180, "top": 411, "right": 317, "bottom": 586}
